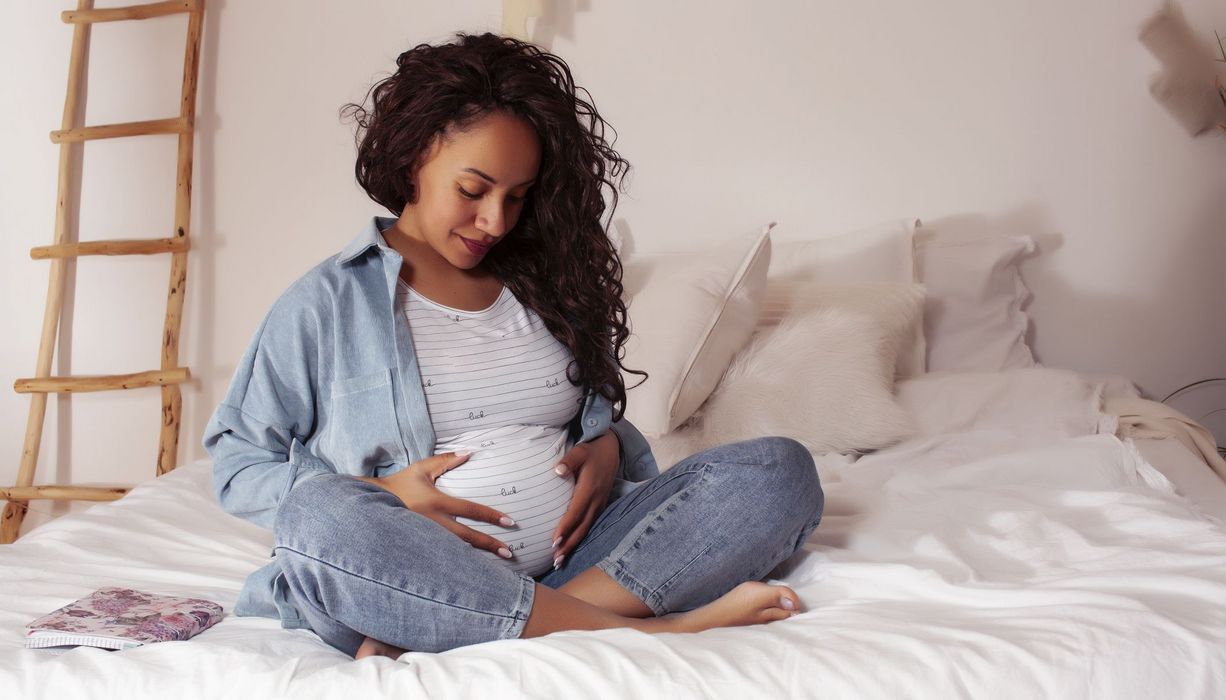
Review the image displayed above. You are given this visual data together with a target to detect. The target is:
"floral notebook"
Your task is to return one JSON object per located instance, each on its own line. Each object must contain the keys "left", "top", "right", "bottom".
{"left": 24, "top": 587, "right": 224, "bottom": 651}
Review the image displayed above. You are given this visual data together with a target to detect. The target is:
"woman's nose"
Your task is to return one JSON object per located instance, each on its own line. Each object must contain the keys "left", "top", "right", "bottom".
{"left": 476, "top": 200, "right": 509, "bottom": 238}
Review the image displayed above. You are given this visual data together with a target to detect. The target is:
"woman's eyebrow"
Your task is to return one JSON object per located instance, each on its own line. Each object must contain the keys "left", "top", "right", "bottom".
{"left": 462, "top": 167, "right": 535, "bottom": 187}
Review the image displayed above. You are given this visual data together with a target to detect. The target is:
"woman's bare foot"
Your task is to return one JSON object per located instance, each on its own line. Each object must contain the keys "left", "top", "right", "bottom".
{"left": 667, "top": 581, "right": 802, "bottom": 634}
{"left": 518, "top": 580, "right": 802, "bottom": 641}
{"left": 354, "top": 635, "right": 409, "bottom": 660}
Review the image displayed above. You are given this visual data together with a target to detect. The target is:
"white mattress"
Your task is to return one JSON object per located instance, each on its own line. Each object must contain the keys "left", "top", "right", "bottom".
{"left": 2, "top": 368, "right": 1225, "bottom": 699}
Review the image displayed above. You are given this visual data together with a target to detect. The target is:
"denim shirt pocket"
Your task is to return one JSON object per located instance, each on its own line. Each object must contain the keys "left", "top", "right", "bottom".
{"left": 318, "top": 368, "right": 406, "bottom": 472}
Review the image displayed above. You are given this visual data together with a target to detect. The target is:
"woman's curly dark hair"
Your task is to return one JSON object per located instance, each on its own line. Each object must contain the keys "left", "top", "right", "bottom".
{"left": 341, "top": 32, "right": 644, "bottom": 421}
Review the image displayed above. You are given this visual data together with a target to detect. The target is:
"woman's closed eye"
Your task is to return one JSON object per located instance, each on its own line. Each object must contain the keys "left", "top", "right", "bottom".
{"left": 457, "top": 186, "right": 528, "bottom": 204}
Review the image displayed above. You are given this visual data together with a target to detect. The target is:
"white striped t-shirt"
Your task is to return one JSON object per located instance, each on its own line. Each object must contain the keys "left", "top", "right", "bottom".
{"left": 397, "top": 280, "right": 584, "bottom": 576}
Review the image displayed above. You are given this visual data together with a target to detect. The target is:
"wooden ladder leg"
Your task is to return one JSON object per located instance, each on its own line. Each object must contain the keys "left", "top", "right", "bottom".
{"left": 2, "top": 0, "right": 95, "bottom": 545}
{"left": 158, "top": 0, "right": 205, "bottom": 476}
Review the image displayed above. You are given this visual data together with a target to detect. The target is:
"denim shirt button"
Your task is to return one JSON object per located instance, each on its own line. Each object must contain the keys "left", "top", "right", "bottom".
{"left": 586, "top": 418, "right": 597, "bottom": 427}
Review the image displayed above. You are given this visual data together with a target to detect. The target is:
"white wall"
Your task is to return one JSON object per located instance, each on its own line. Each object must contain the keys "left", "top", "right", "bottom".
{"left": 3, "top": 0, "right": 1224, "bottom": 537}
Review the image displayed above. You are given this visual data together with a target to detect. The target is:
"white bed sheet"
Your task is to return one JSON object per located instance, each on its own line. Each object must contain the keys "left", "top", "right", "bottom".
{"left": 1133, "top": 436, "right": 1226, "bottom": 520}
{"left": 2, "top": 368, "right": 1225, "bottom": 699}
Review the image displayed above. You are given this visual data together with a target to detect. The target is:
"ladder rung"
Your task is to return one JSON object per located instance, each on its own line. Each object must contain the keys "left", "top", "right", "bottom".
{"left": 14, "top": 368, "right": 191, "bottom": 394}
{"left": 62, "top": 1, "right": 195, "bottom": 24}
{"left": 1, "top": 485, "right": 131, "bottom": 502}
{"left": 31, "top": 237, "right": 189, "bottom": 260}
{"left": 50, "top": 117, "right": 189, "bottom": 144}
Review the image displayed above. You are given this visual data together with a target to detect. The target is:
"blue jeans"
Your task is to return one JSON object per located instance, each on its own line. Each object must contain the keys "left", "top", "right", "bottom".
{"left": 272, "top": 436, "right": 824, "bottom": 656}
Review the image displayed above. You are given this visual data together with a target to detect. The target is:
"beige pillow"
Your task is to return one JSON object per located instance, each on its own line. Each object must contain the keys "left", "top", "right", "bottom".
{"left": 914, "top": 225, "right": 1036, "bottom": 372}
{"left": 647, "top": 299, "right": 919, "bottom": 469}
{"left": 764, "top": 218, "right": 925, "bottom": 378}
{"left": 759, "top": 282, "right": 926, "bottom": 381}
{"left": 621, "top": 224, "right": 774, "bottom": 436}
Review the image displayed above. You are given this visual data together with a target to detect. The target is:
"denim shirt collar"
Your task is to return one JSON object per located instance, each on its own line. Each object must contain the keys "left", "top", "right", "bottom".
{"left": 336, "top": 215, "right": 398, "bottom": 266}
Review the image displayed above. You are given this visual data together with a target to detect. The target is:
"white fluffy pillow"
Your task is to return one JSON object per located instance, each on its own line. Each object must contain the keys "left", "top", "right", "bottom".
{"left": 915, "top": 227, "right": 1037, "bottom": 372}
{"left": 647, "top": 303, "right": 918, "bottom": 469}
{"left": 761, "top": 281, "right": 926, "bottom": 381}
{"left": 621, "top": 224, "right": 774, "bottom": 436}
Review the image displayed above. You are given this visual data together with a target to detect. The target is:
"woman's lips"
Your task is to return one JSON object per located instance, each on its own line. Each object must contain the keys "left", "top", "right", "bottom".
{"left": 460, "top": 236, "right": 490, "bottom": 255}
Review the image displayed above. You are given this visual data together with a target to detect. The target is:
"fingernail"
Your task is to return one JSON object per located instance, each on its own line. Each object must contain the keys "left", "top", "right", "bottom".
{"left": 554, "top": 464, "right": 567, "bottom": 476}
{"left": 500, "top": 516, "right": 516, "bottom": 527}
{"left": 498, "top": 547, "right": 512, "bottom": 559}
{"left": 780, "top": 596, "right": 795, "bottom": 611}
{"left": 553, "top": 554, "right": 565, "bottom": 570}
{"left": 455, "top": 450, "right": 473, "bottom": 457}
{"left": 551, "top": 536, "right": 561, "bottom": 549}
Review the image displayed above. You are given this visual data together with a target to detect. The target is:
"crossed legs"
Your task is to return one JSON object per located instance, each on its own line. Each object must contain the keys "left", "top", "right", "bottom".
{"left": 278, "top": 437, "right": 824, "bottom": 659}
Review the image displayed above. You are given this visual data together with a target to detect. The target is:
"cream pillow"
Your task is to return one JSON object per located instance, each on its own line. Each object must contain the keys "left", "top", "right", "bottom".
{"left": 646, "top": 304, "right": 918, "bottom": 468}
{"left": 914, "top": 226, "right": 1037, "bottom": 372}
{"left": 758, "top": 282, "right": 926, "bottom": 380}
{"left": 763, "top": 218, "right": 925, "bottom": 378}
{"left": 621, "top": 224, "right": 774, "bottom": 436}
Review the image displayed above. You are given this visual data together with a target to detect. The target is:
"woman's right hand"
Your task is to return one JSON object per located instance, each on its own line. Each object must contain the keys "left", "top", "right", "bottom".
{"left": 355, "top": 452, "right": 516, "bottom": 559}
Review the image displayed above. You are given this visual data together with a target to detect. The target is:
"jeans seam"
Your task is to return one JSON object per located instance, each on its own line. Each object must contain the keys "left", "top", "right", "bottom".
{"left": 596, "top": 560, "right": 667, "bottom": 617}
{"left": 275, "top": 544, "right": 525, "bottom": 622}
{"left": 600, "top": 463, "right": 717, "bottom": 615}
{"left": 583, "top": 467, "right": 700, "bottom": 543}
{"left": 503, "top": 572, "right": 536, "bottom": 640}
{"left": 657, "top": 541, "right": 714, "bottom": 596}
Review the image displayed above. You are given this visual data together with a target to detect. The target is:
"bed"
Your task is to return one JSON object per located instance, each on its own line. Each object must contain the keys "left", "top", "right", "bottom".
{"left": 3, "top": 218, "right": 1225, "bottom": 699}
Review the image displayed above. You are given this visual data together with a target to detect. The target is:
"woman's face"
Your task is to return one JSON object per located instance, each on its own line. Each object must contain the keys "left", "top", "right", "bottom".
{"left": 396, "top": 111, "right": 541, "bottom": 270}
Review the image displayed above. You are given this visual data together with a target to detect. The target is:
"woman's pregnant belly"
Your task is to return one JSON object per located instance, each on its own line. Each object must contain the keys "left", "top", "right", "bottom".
{"left": 433, "top": 424, "right": 575, "bottom": 577}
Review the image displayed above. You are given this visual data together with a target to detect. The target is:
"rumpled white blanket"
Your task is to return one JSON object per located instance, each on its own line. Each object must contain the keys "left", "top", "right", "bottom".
{"left": 1106, "top": 396, "right": 1226, "bottom": 482}
{"left": 2, "top": 368, "right": 1225, "bottom": 699}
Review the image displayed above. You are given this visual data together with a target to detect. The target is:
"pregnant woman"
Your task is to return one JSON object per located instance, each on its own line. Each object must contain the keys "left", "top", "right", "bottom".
{"left": 203, "top": 32, "right": 824, "bottom": 660}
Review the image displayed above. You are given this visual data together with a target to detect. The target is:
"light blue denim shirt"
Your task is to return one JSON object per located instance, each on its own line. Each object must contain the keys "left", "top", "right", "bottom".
{"left": 203, "top": 216, "right": 659, "bottom": 627}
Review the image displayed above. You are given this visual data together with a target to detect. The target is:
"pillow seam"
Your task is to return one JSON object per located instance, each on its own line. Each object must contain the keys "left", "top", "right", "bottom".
{"left": 665, "top": 226, "right": 773, "bottom": 426}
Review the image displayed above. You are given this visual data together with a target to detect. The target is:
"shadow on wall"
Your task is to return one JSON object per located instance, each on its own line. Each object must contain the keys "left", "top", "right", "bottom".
{"left": 923, "top": 202, "right": 1222, "bottom": 422}
{"left": 1016, "top": 197, "right": 1223, "bottom": 411}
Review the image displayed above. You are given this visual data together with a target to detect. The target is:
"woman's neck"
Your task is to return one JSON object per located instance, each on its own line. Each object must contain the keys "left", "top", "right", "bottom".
{"left": 381, "top": 222, "right": 502, "bottom": 311}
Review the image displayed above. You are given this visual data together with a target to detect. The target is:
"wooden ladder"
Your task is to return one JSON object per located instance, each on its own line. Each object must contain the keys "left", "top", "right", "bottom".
{"left": 1, "top": 0, "right": 206, "bottom": 544}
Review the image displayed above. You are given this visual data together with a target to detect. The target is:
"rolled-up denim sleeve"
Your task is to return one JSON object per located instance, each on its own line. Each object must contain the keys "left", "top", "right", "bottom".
{"left": 609, "top": 415, "right": 659, "bottom": 482}
{"left": 203, "top": 293, "right": 333, "bottom": 530}
{"left": 573, "top": 385, "right": 661, "bottom": 483}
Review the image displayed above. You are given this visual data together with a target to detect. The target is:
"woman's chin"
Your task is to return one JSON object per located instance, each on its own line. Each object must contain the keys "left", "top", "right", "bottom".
{"left": 447, "top": 245, "right": 487, "bottom": 268}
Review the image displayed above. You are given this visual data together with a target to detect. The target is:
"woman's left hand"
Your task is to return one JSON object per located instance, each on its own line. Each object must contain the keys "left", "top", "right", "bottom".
{"left": 551, "top": 430, "right": 620, "bottom": 567}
